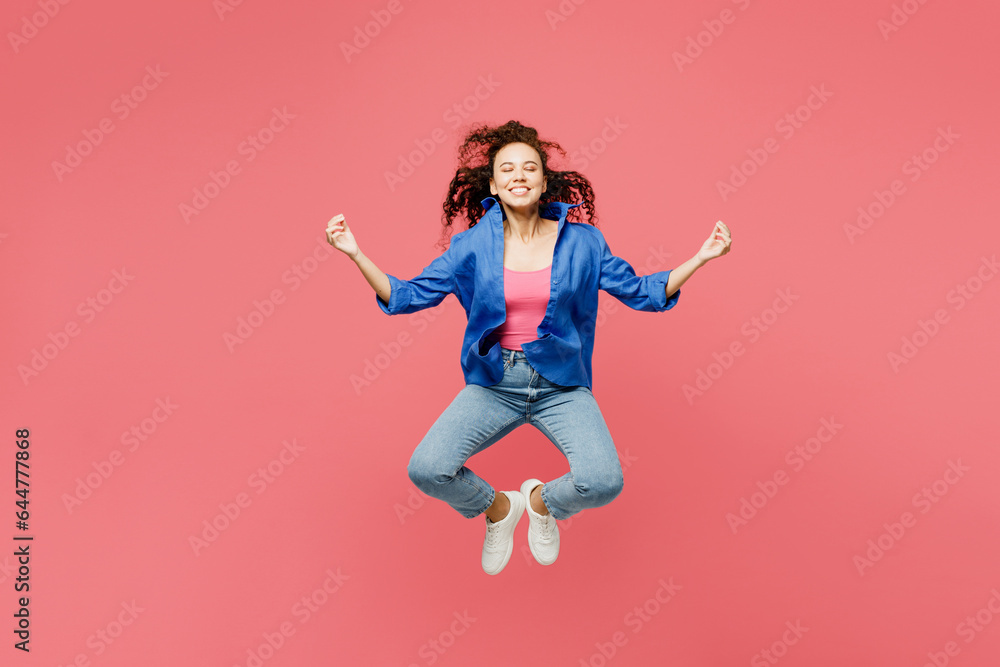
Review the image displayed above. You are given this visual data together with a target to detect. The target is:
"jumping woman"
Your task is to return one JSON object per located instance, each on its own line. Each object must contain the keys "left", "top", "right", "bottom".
{"left": 328, "top": 120, "right": 732, "bottom": 575}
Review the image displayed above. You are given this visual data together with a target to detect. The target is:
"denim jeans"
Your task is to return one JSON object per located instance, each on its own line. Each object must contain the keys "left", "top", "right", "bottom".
{"left": 407, "top": 348, "right": 624, "bottom": 520}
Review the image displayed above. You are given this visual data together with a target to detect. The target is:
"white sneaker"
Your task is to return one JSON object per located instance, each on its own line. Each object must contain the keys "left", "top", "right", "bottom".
{"left": 481, "top": 490, "right": 525, "bottom": 575}
{"left": 521, "top": 478, "right": 559, "bottom": 565}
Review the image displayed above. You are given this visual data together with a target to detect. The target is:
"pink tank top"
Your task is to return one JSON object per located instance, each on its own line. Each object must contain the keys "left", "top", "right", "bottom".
{"left": 491, "top": 265, "right": 552, "bottom": 351}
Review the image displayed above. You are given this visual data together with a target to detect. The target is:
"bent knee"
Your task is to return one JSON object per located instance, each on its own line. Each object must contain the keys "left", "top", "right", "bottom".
{"left": 407, "top": 458, "right": 452, "bottom": 490}
{"left": 577, "top": 471, "right": 624, "bottom": 504}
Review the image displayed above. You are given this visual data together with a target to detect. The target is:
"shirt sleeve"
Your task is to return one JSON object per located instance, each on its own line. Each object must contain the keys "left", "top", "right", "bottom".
{"left": 375, "top": 241, "right": 458, "bottom": 315}
{"left": 597, "top": 230, "right": 680, "bottom": 312}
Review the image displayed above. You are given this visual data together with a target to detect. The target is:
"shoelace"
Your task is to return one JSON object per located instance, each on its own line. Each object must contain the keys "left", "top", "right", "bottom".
{"left": 534, "top": 514, "right": 554, "bottom": 540}
{"left": 484, "top": 521, "right": 504, "bottom": 549}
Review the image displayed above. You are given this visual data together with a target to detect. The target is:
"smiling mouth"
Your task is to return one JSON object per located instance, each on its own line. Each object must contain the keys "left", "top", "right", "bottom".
{"left": 510, "top": 187, "right": 529, "bottom": 195}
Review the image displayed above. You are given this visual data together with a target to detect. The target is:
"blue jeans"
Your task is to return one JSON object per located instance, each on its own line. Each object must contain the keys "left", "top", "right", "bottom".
{"left": 407, "top": 348, "right": 624, "bottom": 520}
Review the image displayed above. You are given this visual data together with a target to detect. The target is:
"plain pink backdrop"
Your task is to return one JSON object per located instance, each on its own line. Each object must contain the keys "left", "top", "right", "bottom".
{"left": 3, "top": 0, "right": 1000, "bottom": 665}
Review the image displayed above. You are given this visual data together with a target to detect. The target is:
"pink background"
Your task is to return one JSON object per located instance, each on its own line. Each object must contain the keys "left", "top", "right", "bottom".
{"left": 3, "top": 0, "right": 1000, "bottom": 665}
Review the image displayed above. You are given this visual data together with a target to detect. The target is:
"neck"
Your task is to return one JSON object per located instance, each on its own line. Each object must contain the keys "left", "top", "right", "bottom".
{"left": 502, "top": 203, "right": 547, "bottom": 243}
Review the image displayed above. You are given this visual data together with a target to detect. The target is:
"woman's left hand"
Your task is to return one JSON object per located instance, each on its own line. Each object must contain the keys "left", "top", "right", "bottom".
{"left": 696, "top": 221, "right": 732, "bottom": 263}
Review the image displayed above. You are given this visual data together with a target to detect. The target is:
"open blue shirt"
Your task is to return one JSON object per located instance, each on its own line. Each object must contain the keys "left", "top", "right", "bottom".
{"left": 375, "top": 196, "right": 680, "bottom": 389}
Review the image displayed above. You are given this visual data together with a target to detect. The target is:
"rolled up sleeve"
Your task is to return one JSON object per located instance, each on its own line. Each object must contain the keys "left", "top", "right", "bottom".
{"left": 376, "top": 244, "right": 457, "bottom": 315}
{"left": 598, "top": 231, "right": 680, "bottom": 312}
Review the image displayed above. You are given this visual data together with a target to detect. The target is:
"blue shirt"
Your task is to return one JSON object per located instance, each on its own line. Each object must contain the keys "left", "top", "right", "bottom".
{"left": 375, "top": 196, "right": 680, "bottom": 389}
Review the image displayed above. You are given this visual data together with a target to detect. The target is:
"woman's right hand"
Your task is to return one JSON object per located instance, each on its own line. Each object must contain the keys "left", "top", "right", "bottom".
{"left": 326, "top": 214, "right": 359, "bottom": 259}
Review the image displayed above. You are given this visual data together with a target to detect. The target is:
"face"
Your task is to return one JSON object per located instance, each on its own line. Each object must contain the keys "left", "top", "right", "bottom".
{"left": 489, "top": 142, "right": 547, "bottom": 214}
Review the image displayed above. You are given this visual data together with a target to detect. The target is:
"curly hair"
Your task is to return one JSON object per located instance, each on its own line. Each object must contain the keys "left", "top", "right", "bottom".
{"left": 437, "top": 120, "right": 598, "bottom": 250}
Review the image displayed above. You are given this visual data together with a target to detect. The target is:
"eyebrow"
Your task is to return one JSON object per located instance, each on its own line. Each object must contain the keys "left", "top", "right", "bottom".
{"left": 499, "top": 160, "right": 539, "bottom": 167}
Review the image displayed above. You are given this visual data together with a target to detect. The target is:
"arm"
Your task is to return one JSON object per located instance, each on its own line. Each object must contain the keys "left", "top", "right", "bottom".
{"left": 598, "top": 230, "right": 679, "bottom": 312}
{"left": 666, "top": 220, "right": 733, "bottom": 298}
{"left": 351, "top": 249, "right": 392, "bottom": 305}
{"left": 370, "top": 243, "right": 458, "bottom": 315}
{"left": 665, "top": 255, "right": 705, "bottom": 300}
{"left": 327, "top": 214, "right": 457, "bottom": 315}
{"left": 327, "top": 215, "right": 392, "bottom": 303}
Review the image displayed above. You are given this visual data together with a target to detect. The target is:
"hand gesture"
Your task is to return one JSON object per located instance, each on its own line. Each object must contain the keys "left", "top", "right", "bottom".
{"left": 326, "top": 214, "right": 359, "bottom": 259}
{"left": 696, "top": 221, "right": 732, "bottom": 263}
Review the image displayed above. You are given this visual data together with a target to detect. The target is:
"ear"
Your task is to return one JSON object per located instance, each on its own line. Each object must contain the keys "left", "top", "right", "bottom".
{"left": 489, "top": 177, "right": 497, "bottom": 196}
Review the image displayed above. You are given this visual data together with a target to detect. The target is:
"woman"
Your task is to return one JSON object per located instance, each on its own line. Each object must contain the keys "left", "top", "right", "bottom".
{"left": 328, "top": 120, "right": 732, "bottom": 575}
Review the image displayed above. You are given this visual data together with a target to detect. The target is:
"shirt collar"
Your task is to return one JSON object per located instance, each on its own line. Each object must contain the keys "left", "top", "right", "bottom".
{"left": 480, "top": 195, "right": 582, "bottom": 236}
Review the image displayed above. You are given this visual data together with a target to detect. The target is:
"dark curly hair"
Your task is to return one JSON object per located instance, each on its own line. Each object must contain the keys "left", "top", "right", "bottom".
{"left": 437, "top": 120, "right": 598, "bottom": 251}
